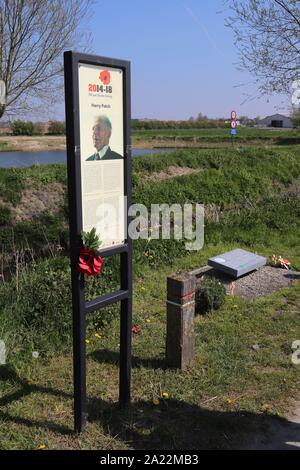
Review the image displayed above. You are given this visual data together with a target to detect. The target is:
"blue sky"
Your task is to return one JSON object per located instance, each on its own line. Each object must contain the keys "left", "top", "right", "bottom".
{"left": 69, "top": 0, "right": 290, "bottom": 120}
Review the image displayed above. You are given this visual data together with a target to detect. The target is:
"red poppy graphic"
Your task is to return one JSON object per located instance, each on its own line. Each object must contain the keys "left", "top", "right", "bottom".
{"left": 99, "top": 70, "right": 111, "bottom": 85}
{"left": 77, "top": 247, "right": 103, "bottom": 276}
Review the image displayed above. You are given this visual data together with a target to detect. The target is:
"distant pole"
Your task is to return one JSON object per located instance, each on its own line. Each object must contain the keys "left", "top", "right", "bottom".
{"left": 230, "top": 110, "right": 237, "bottom": 145}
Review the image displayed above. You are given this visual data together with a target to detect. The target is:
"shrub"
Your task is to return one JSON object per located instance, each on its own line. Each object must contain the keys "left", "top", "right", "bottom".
{"left": 48, "top": 121, "right": 66, "bottom": 135}
{"left": 195, "top": 276, "right": 226, "bottom": 314}
{"left": 0, "top": 170, "right": 25, "bottom": 205}
{"left": 11, "top": 120, "right": 34, "bottom": 136}
{"left": 0, "top": 205, "right": 12, "bottom": 226}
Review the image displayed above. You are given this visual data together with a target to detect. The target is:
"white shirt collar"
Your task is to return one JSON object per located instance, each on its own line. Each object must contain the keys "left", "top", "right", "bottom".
{"left": 97, "top": 145, "right": 109, "bottom": 159}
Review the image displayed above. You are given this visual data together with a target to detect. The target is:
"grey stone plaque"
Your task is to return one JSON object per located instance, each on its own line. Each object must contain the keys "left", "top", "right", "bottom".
{"left": 208, "top": 249, "right": 266, "bottom": 278}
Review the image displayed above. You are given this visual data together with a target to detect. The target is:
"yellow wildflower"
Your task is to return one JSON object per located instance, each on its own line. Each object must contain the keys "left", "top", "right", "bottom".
{"left": 85, "top": 339, "right": 90, "bottom": 344}
{"left": 37, "top": 444, "right": 46, "bottom": 450}
{"left": 162, "top": 392, "right": 169, "bottom": 399}
{"left": 152, "top": 399, "right": 160, "bottom": 405}
{"left": 94, "top": 332, "right": 101, "bottom": 339}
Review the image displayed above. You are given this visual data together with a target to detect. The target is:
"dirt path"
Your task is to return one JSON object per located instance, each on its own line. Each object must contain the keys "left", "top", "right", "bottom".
{"left": 0, "top": 135, "right": 66, "bottom": 151}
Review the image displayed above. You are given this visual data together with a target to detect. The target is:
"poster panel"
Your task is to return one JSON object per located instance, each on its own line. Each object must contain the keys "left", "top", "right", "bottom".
{"left": 78, "top": 63, "right": 125, "bottom": 250}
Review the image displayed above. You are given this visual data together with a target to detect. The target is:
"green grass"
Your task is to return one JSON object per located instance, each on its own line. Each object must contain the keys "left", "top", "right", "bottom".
{"left": 0, "top": 213, "right": 69, "bottom": 254}
{"left": 0, "top": 164, "right": 68, "bottom": 261}
{"left": 133, "top": 144, "right": 300, "bottom": 174}
{"left": 0, "top": 205, "right": 12, "bottom": 226}
{"left": 1, "top": 146, "right": 300, "bottom": 271}
{"left": 0, "top": 249, "right": 300, "bottom": 449}
{"left": 134, "top": 147, "right": 300, "bottom": 205}
{"left": 0, "top": 144, "right": 300, "bottom": 449}
{"left": 0, "top": 164, "right": 66, "bottom": 205}
{"left": 132, "top": 127, "right": 300, "bottom": 145}
{"left": 2, "top": 146, "right": 300, "bottom": 269}
{"left": 0, "top": 141, "right": 9, "bottom": 151}
{"left": 21, "top": 163, "right": 67, "bottom": 186}
{"left": 1, "top": 146, "right": 300, "bottom": 274}
{"left": 0, "top": 256, "right": 120, "bottom": 366}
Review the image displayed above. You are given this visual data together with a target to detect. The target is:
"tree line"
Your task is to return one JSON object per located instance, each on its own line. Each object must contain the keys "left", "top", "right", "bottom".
{"left": 0, "top": 120, "right": 66, "bottom": 135}
{"left": 131, "top": 116, "right": 260, "bottom": 130}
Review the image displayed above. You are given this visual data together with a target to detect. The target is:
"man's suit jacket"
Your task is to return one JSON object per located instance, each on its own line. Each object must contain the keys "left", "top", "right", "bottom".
{"left": 86, "top": 147, "right": 123, "bottom": 161}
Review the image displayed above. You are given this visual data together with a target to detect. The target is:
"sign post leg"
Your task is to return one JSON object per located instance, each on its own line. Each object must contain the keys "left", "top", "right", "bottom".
{"left": 72, "top": 272, "right": 87, "bottom": 433}
{"left": 119, "top": 249, "right": 132, "bottom": 407}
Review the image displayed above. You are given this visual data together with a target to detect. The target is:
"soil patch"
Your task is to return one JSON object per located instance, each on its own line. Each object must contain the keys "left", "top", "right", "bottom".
{"left": 144, "top": 165, "right": 204, "bottom": 182}
{"left": 11, "top": 181, "right": 65, "bottom": 222}
{"left": 286, "top": 178, "right": 300, "bottom": 197}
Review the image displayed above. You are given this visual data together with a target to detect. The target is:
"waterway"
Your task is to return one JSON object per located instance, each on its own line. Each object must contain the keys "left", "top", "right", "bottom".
{"left": 0, "top": 148, "right": 172, "bottom": 168}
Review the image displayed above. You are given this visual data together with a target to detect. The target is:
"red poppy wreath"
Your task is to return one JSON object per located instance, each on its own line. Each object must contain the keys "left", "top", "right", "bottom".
{"left": 77, "top": 227, "right": 103, "bottom": 276}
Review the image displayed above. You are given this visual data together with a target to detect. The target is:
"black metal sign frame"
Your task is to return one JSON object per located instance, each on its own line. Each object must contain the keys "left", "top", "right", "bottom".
{"left": 64, "top": 51, "right": 132, "bottom": 433}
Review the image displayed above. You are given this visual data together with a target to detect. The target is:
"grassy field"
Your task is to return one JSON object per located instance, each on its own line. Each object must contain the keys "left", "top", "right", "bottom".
{"left": 0, "top": 143, "right": 300, "bottom": 449}
{"left": 0, "top": 127, "right": 299, "bottom": 153}
{"left": 132, "top": 127, "right": 300, "bottom": 147}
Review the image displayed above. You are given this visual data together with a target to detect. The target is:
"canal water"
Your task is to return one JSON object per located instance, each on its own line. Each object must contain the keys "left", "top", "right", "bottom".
{"left": 0, "top": 148, "right": 172, "bottom": 168}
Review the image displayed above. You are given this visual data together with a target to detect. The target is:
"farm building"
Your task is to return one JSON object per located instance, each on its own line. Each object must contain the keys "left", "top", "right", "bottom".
{"left": 257, "top": 113, "right": 294, "bottom": 128}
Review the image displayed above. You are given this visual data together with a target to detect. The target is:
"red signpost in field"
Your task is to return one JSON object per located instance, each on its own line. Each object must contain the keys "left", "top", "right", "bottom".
{"left": 230, "top": 110, "right": 237, "bottom": 137}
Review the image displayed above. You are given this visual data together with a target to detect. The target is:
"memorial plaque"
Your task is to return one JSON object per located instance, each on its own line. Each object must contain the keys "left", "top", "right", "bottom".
{"left": 208, "top": 249, "right": 266, "bottom": 278}
{"left": 78, "top": 63, "right": 126, "bottom": 250}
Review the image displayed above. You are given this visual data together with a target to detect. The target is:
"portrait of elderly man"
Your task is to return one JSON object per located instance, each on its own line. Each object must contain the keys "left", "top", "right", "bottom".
{"left": 86, "top": 115, "right": 123, "bottom": 160}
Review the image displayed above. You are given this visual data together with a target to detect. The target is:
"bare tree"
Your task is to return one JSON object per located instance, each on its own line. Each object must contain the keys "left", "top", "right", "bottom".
{"left": 291, "top": 106, "right": 300, "bottom": 127}
{"left": 226, "top": 0, "right": 300, "bottom": 96}
{"left": 0, "top": 0, "right": 91, "bottom": 119}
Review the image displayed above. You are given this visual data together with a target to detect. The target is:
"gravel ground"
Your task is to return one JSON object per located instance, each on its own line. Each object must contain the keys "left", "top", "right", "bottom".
{"left": 195, "top": 265, "right": 300, "bottom": 300}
